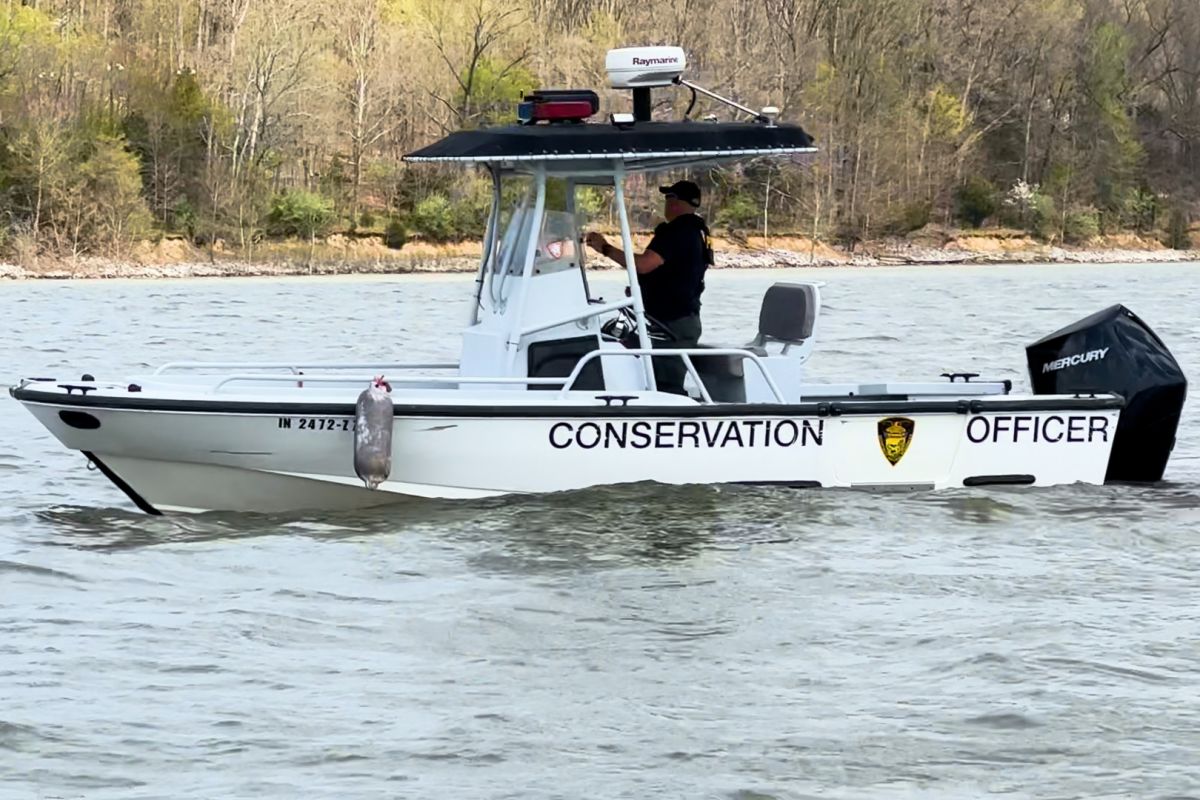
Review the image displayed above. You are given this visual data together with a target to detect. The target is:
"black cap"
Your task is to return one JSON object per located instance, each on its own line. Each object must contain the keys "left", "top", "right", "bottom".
{"left": 659, "top": 180, "right": 701, "bottom": 208}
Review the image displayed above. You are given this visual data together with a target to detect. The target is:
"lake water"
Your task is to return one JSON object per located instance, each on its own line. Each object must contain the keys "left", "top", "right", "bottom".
{"left": 2, "top": 263, "right": 1199, "bottom": 799}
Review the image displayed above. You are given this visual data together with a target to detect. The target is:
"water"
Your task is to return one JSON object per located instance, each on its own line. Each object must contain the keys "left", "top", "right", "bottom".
{"left": 2, "top": 264, "right": 1199, "bottom": 799}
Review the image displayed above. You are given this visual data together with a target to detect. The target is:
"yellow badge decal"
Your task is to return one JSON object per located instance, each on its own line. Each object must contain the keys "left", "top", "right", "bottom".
{"left": 878, "top": 417, "right": 915, "bottom": 465}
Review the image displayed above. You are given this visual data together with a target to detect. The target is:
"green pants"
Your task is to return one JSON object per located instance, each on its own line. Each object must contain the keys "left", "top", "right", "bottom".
{"left": 653, "top": 314, "right": 702, "bottom": 395}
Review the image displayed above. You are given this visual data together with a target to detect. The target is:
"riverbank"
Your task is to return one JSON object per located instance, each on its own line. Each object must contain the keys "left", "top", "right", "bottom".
{"left": 1, "top": 227, "right": 1196, "bottom": 279}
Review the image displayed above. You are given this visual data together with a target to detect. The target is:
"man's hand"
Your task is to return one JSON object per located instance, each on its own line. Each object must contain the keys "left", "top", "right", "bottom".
{"left": 585, "top": 232, "right": 609, "bottom": 255}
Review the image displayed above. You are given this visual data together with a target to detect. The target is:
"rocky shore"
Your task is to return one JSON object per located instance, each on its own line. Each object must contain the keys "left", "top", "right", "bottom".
{"left": 1, "top": 227, "right": 1196, "bottom": 280}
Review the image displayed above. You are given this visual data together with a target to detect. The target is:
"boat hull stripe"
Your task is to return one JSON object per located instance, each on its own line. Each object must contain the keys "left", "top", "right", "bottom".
{"left": 10, "top": 387, "right": 1125, "bottom": 418}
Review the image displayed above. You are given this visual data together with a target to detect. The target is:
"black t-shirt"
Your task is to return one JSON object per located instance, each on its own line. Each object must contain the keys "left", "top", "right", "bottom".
{"left": 641, "top": 213, "right": 710, "bottom": 322}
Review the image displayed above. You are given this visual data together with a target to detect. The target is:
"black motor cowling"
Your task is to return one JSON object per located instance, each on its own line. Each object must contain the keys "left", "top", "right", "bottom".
{"left": 1026, "top": 304, "right": 1187, "bottom": 482}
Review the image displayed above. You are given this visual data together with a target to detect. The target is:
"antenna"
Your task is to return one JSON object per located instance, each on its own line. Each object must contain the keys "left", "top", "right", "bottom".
{"left": 673, "top": 78, "right": 775, "bottom": 125}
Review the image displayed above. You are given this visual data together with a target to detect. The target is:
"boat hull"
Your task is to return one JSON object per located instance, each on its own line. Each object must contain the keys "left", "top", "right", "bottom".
{"left": 17, "top": 394, "right": 1122, "bottom": 513}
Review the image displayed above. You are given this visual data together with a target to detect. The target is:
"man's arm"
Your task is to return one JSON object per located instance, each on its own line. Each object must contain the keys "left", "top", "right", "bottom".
{"left": 586, "top": 233, "right": 664, "bottom": 274}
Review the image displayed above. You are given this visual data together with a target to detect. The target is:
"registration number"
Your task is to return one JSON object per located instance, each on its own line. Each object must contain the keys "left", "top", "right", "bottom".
{"left": 277, "top": 417, "right": 352, "bottom": 431}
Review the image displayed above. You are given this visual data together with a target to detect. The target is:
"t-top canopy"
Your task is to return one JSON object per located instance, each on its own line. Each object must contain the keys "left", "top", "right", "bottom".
{"left": 403, "top": 121, "right": 817, "bottom": 168}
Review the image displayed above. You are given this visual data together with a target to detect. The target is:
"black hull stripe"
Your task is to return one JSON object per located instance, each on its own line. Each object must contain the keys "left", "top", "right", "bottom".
{"left": 83, "top": 451, "right": 163, "bottom": 516}
{"left": 11, "top": 386, "right": 1125, "bottom": 418}
{"left": 963, "top": 474, "right": 1037, "bottom": 487}
{"left": 733, "top": 480, "right": 822, "bottom": 489}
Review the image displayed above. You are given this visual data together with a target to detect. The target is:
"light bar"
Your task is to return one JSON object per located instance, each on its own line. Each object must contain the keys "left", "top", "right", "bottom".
{"left": 517, "top": 89, "right": 599, "bottom": 125}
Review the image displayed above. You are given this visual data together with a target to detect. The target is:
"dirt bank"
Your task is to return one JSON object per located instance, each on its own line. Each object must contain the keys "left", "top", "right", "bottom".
{"left": 1, "top": 228, "right": 1196, "bottom": 280}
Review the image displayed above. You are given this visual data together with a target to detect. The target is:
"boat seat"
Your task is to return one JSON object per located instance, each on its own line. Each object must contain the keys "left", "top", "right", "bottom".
{"left": 748, "top": 282, "right": 817, "bottom": 354}
{"left": 690, "top": 282, "right": 819, "bottom": 401}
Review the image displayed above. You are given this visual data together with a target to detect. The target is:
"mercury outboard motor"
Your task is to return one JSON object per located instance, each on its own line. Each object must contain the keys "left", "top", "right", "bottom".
{"left": 1027, "top": 305, "right": 1186, "bottom": 482}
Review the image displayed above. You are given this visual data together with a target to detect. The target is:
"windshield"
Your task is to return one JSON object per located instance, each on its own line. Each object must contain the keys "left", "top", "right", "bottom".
{"left": 494, "top": 181, "right": 583, "bottom": 278}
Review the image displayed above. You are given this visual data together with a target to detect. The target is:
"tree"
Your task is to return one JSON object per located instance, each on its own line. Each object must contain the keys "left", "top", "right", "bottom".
{"left": 2, "top": 119, "right": 72, "bottom": 250}
{"left": 1078, "top": 22, "right": 1144, "bottom": 222}
{"left": 123, "top": 69, "right": 217, "bottom": 228}
{"left": 2, "top": 0, "right": 1200, "bottom": 260}
{"left": 335, "top": 0, "right": 381, "bottom": 223}
{"left": 955, "top": 176, "right": 998, "bottom": 228}
{"left": 269, "top": 189, "right": 335, "bottom": 267}
{"left": 75, "top": 135, "right": 155, "bottom": 256}
{"left": 423, "top": 0, "right": 533, "bottom": 128}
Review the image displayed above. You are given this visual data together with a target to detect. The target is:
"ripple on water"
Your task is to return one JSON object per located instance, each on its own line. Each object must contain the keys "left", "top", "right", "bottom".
{"left": 0, "top": 559, "right": 82, "bottom": 582}
{"left": 1035, "top": 657, "right": 1172, "bottom": 684}
{"left": 3, "top": 266, "right": 1200, "bottom": 798}
{"left": 0, "top": 720, "right": 64, "bottom": 751}
{"left": 963, "top": 712, "right": 1043, "bottom": 729}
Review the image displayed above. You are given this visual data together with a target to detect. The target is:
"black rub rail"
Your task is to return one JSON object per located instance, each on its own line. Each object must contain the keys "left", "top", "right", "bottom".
{"left": 11, "top": 385, "right": 1126, "bottom": 418}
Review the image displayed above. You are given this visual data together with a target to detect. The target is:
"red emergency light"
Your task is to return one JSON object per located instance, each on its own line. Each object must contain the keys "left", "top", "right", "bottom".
{"left": 517, "top": 90, "right": 599, "bottom": 124}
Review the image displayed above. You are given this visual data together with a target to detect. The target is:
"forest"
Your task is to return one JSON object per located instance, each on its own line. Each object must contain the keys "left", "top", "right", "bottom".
{"left": 0, "top": 0, "right": 1198, "bottom": 263}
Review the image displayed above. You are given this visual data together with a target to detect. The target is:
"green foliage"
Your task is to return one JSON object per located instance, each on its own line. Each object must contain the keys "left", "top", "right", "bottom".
{"left": 575, "top": 187, "right": 606, "bottom": 219}
{"left": 268, "top": 190, "right": 335, "bottom": 239}
{"left": 1082, "top": 23, "right": 1144, "bottom": 216}
{"left": 0, "top": 120, "right": 71, "bottom": 231}
{"left": 460, "top": 57, "right": 537, "bottom": 127}
{"left": 0, "top": 6, "right": 57, "bottom": 84}
{"left": 1063, "top": 207, "right": 1101, "bottom": 244}
{"left": 320, "top": 155, "right": 353, "bottom": 210}
{"left": 922, "top": 85, "right": 970, "bottom": 141}
{"left": 1125, "top": 188, "right": 1160, "bottom": 233}
{"left": 77, "top": 135, "right": 154, "bottom": 249}
{"left": 954, "top": 176, "right": 998, "bottom": 228}
{"left": 384, "top": 219, "right": 408, "bottom": 250}
{"left": 1165, "top": 207, "right": 1191, "bottom": 250}
{"left": 2, "top": 0, "right": 1199, "bottom": 261}
{"left": 714, "top": 192, "right": 760, "bottom": 233}
{"left": 1031, "top": 194, "right": 1060, "bottom": 241}
{"left": 884, "top": 201, "right": 931, "bottom": 235}
{"left": 410, "top": 193, "right": 457, "bottom": 241}
{"left": 1041, "top": 163, "right": 1074, "bottom": 206}
{"left": 122, "top": 69, "right": 227, "bottom": 227}
{"left": 0, "top": 122, "right": 151, "bottom": 255}
{"left": 173, "top": 199, "right": 198, "bottom": 238}
{"left": 451, "top": 177, "right": 497, "bottom": 240}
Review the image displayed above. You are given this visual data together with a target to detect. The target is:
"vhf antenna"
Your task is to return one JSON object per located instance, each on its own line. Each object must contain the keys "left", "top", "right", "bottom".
{"left": 673, "top": 77, "right": 777, "bottom": 125}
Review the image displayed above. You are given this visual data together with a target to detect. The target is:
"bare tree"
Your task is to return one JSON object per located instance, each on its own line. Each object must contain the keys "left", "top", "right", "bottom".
{"left": 423, "top": 0, "right": 532, "bottom": 128}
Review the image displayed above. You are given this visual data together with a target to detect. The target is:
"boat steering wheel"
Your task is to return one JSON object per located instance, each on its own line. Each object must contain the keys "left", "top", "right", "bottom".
{"left": 600, "top": 306, "right": 678, "bottom": 347}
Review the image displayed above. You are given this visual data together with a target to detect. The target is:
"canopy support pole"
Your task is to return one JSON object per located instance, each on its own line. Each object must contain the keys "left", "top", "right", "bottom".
{"left": 565, "top": 178, "right": 594, "bottom": 302}
{"left": 505, "top": 164, "right": 547, "bottom": 373}
{"left": 471, "top": 166, "right": 502, "bottom": 325}
{"left": 613, "top": 160, "right": 657, "bottom": 392}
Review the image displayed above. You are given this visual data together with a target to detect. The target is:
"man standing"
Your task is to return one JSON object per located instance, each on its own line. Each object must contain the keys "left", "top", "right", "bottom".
{"left": 585, "top": 180, "right": 713, "bottom": 395}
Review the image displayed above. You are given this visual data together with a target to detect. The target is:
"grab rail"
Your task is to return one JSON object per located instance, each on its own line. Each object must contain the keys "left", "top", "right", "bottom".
{"left": 558, "top": 348, "right": 786, "bottom": 404}
{"left": 156, "top": 361, "right": 457, "bottom": 375}
{"left": 211, "top": 373, "right": 569, "bottom": 392}
{"left": 518, "top": 298, "right": 634, "bottom": 338}
{"left": 198, "top": 350, "right": 785, "bottom": 404}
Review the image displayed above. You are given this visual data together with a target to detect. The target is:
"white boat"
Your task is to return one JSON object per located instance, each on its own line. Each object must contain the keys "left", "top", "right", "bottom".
{"left": 9, "top": 47, "right": 1188, "bottom": 514}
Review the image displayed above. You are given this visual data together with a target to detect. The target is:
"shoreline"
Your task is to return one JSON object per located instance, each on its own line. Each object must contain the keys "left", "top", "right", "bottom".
{"left": 2, "top": 239, "right": 1197, "bottom": 281}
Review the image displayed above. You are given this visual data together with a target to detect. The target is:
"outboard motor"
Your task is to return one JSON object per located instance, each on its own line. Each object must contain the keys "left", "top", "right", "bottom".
{"left": 1026, "top": 305, "right": 1186, "bottom": 482}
